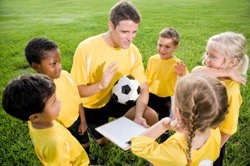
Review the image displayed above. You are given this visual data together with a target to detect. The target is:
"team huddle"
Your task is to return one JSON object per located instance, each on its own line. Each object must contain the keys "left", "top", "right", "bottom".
{"left": 2, "top": 1, "right": 249, "bottom": 166}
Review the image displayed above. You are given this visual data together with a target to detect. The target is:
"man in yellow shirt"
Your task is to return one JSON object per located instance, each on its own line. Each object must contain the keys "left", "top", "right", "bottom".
{"left": 71, "top": 1, "right": 158, "bottom": 148}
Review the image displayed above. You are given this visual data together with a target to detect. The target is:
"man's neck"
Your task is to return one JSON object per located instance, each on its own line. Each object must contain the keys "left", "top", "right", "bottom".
{"left": 102, "top": 31, "right": 120, "bottom": 48}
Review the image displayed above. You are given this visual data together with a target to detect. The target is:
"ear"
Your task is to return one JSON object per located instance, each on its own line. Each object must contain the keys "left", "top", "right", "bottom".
{"left": 174, "top": 44, "right": 179, "bottom": 50}
{"left": 229, "top": 57, "right": 238, "bottom": 67}
{"left": 29, "top": 114, "right": 40, "bottom": 123}
{"left": 31, "top": 62, "right": 40, "bottom": 73}
{"left": 108, "top": 21, "right": 114, "bottom": 32}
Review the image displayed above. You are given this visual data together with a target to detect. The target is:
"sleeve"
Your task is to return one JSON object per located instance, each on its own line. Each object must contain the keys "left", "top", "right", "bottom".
{"left": 131, "top": 135, "right": 185, "bottom": 165}
{"left": 70, "top": 42, "right": 89, "bottom": 86}
{"left": 219, "top": 91, "right": 242, "bottom": 135}
{"left": 130, "top": 46, "right": 146, "bottom": 84}
{"left": 145, "top": 58, "right": 151, "bottom": 80}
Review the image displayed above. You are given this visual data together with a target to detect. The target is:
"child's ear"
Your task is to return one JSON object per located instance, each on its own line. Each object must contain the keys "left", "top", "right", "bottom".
{"left": 229, "top": 57, "right": 238, "bottom": 67}
{"left": 175, "top": 44, "right": 179, "bottom": 50}
{"left": 29, "top": 114, "right": 40, "bottom": 122}
{"left": 31, "top": 62, "right": 40, "bottom": 73}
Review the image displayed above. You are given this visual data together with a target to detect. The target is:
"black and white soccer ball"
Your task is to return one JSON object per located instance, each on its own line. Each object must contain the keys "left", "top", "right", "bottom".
{"left": 112, "top": 75, "right": 141, "bottom": 105}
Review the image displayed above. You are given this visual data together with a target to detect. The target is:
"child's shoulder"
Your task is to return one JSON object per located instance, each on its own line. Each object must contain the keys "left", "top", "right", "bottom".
{"left": 55, "top": 70, "right": 75, "bottom": 85}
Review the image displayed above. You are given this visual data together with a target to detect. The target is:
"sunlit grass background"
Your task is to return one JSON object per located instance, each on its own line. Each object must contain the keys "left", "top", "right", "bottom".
{"left": 0, "top": 0, "right": 249, "bottom": 165}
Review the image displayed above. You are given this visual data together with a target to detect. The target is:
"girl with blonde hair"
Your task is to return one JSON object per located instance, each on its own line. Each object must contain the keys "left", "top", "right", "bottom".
{"left": 192, "top": 32, "right": 249, "bottom": 165}
{"left": 131, "top": 74, "right": 228, "bottom": 166}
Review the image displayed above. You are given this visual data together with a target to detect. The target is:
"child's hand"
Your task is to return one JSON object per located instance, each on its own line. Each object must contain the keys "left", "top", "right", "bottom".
{"left": 78, "top": 122, "right": 88, "bottom": 135}
{"left": 161, "top": 118, "right": 184, "bottom": 132}
{"left": 228, "top": 67, "right": 246, "bottom": 86}
{"left": 174, "top": 61, "right": 186, "bottom": 76}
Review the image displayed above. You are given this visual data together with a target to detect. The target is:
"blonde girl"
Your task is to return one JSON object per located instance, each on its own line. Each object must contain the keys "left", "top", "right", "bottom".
{"left": 192, "top": 32, "right": 249, "bottom": 165}
{"left": 131, "top": 74, "right": 228, "bottom": 166}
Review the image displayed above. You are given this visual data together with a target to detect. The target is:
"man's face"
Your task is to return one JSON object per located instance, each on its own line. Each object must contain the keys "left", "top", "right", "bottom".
{"left": 109, "top": 20, "right": 138, "bottom": 49}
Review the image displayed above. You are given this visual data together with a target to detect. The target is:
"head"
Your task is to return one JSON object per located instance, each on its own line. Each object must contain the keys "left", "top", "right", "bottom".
{"left": 203, "top": 32, "right": 249, "bottom": 75}
{"left": 25, "top": 37, "right": 62, "bottom": 79}
{"left": 2, "top": 74, "right": 60, "bottom": 123}
{"left": 108, "top": 1, "right": 141, "bottom": 48}
{"left": 173, "top": 74, "right": 228, "bottom": 164}
{"left": 157, "top": 27, "right": 180, "bottom": 60}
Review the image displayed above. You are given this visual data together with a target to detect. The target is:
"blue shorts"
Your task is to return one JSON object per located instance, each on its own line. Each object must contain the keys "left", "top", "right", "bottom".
{"left": 84, "top": 97, "right": 136, "bottom": 140}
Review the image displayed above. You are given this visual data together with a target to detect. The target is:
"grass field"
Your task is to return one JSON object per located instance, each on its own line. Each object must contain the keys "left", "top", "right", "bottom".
{"left": 0, "top": 0, "right": 249, "bottom": 165}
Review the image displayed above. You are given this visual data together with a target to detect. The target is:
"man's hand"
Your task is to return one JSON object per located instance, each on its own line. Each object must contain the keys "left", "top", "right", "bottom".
{"left": 99, "top": 61, "right": 118, "bottom": 90}
{"left": 134, "top": 116, "right": 149, "bottom": 128}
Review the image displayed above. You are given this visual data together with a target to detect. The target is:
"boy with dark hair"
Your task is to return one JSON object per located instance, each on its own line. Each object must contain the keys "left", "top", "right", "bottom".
{"left": 24, "top": 37, "right": 94, "bottom": 162}
{"left": 2, "top": 74, "right": 89, "bottom": 165}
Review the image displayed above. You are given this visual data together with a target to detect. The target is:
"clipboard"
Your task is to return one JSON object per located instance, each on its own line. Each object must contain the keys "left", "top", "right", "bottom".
{"left": 95, "top": 116, "right": 147, "bottom": 150}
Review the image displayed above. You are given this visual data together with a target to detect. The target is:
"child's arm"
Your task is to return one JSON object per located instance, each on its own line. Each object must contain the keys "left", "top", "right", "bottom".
{"left": 221, "top": 132, "right": 231, "bottom": 148}
{"left": 192, "top": 66, "right": 246, "bottom": 85}
{"left": 140, "top": 118, "right": 179, "bottom": 139}
{"left": 78, "top": 104, "right": 87, "bottom": 134}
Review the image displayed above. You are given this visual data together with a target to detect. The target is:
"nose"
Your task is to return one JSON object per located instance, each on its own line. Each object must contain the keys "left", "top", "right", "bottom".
{"left": 127, "top": 33, "right": 134, "bottom": 42}
{"left": 57, "top": 62, "right": 62, "bottom": 71}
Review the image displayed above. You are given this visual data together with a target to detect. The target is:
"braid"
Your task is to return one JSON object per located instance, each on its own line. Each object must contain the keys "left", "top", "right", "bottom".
{"left": 186, "top": 98, "right": 198, "bottom": 166}
{"left": 174, "top": 74, "right": 228, "bottom": 165}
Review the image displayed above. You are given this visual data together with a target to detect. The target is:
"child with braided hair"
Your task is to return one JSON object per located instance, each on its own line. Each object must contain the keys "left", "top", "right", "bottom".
{"left": 131, "top": 74, "right": 228, "bottom": 166}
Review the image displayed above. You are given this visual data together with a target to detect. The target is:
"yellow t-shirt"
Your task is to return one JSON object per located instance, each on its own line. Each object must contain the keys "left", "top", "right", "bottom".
{"left": 54, "top": 70, "right": 81, "bottom": 128}
{"left": 146, "top": 55, "right": 189, "bottom": 97}
{"left": 29, "top": 121, "right": 89, "bottom": 166}
{"left": 131, "top": 128, "right": 221, "bottom": 166}
{"left": 220, "top": 80, "right": 242, "bottom": 135}
{"left": 71, "top": 34, "right": 146, "bottom": 108}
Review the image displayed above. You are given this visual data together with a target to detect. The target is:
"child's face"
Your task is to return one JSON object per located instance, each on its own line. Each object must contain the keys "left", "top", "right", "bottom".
{"left": 157, "top": 37, "right": 178, "bottom": 60}
{"left": 38, "top": 93, "right": 61, "bottom": 123}
{"left": 204, "top": 48, "right": 227, "bottom": 69}
{"left": 34, "top": 49, "right": 62, "bottom": 79}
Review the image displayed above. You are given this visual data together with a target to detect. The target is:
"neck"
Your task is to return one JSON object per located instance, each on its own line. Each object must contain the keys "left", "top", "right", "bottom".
{"left": 102, "top": 31, "right": 119, "bottom": 48}
{"left": 184, "top": 129, "right": 210, "bottom": 150}
{"left": 31, "top": 121, "right": 54, "bottom": 129}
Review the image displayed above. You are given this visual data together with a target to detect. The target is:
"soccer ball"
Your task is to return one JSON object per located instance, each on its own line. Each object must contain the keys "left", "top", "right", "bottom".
{"left": 112, "top": 75, "right": 141, "bottom": 105}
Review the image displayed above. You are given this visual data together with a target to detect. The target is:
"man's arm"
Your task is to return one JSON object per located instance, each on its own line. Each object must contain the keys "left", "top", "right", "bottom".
{"left": 133, "top": 82, "right": 150, "bottom": 127}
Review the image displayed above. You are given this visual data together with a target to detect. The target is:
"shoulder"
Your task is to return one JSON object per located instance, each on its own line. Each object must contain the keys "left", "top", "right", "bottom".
{"left": 77, "top": 34, "right": 103, "bottom": 48}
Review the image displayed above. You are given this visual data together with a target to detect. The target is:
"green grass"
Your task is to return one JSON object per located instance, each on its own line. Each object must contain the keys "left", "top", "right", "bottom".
{"left": 0, "top": 0, "right": 250, "bottom": 165}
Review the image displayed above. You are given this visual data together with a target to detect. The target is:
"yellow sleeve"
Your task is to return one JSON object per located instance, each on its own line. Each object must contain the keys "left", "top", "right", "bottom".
{"left": 130, "top": 46, "right": 146, "bottom": 84}
{"left": 131, "top": 135, "right": 186, "bottom": 166}
{"left": 219, "top": 91, "right": 242, "bottom": 135}
{"left": 71, "top": 42, "right": 89, "bottom": 86}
